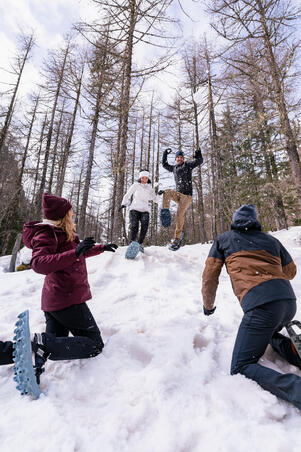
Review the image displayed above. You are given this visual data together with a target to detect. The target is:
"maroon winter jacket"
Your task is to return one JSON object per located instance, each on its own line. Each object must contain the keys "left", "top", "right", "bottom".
{"left": 22, "top": 221, "right": 104, "bottom": 312}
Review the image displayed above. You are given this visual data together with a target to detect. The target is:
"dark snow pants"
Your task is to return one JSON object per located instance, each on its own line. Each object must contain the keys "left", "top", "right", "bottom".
{"left": 43, "top": 303, "right": 104, "bottom": 361}
{"left": 129, "top": 210, "right": 149, "bottom": 244}
{"left": 0, "top": 341, "right": 14, "bottom": 365}
{"left": 231, "top": 299, "right": 301, "bottom": 410}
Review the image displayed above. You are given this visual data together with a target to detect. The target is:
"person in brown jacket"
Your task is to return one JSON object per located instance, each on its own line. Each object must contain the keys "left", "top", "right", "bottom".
{"left": 202, "top": 204, "right": 301, "bottom": 410}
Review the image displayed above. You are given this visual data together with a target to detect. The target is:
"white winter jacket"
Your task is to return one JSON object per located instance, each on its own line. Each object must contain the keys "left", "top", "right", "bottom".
{"left": 122, "top": 182, "right": 161, "bottom": 213}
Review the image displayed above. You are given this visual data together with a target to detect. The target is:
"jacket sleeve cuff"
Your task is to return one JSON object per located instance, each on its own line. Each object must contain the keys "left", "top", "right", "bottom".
{"left": 84, "top": 245, "right": 105, "bottom": 258}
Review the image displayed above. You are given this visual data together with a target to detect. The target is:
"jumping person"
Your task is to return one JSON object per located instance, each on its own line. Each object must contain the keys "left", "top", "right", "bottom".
{"left": 201, "top": 204, "right": 301, "bottom": 410}
{"left": 22, "top": 193, "right": 118, "bottom": 381}
{"left": 160, "top": 148, "right": 203, "bottom": 250}
{"left": 120, "top": 170, "right": 161, "bottom": 255}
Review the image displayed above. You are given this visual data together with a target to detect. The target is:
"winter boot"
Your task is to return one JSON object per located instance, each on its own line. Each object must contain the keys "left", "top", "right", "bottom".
{"left": 31, "top": 333, "right": 49, "bottom": 384}
{"left": 139, "top": 244, "right": 144, "bottom": 253}
{"left": 160, "top": 208, "right": 171, "bottom": 227}
{"left": 168, "top": 232, "right": 184, "bottom": 251}
{"left": 125, "top": 241, "right": 140, "bottom": 259}
{"left": 286, "top": 321, "right": 301, "bottom": 361}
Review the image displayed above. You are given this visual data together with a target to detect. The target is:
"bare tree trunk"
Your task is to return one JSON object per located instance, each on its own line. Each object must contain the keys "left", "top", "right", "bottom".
{"left": 9, "top": 233, "right": 22, "bottom": 272}
{"left": 56, "top": 63, "right": 84, "bottom": 196}
{"left": 0, "top": 34, "right": 35, "bottom": 165}
{"left": 146, "top": 92, "right": 154, "bottom": 169}
{"left": 31, "top": 113, "right": 48, "bottom": 218}
{"left": 205, "top": 44, "right": 225, "bottom": 234}
{"left": 78, "top": 34, "right": 110, "bottom": 237}
{"left": 131, "top": 116, "right": 138, "bottom": 184}
{"left": 255, "top": 0, "right": 301, "bottom": 211}
{"left": 35, "top": 43, "right": 70, "bottom": 217}
{"left": 48, "top": 101, "right": 65, "bottom": 192}
{"left": 139, "top": 109, "right": 145, "bottom": 169}
{"left": 112, "top": 0, "right": 136, "bottom": 242}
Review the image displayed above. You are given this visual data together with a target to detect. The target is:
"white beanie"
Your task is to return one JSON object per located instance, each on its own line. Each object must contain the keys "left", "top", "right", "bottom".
{"left": 139, "top": 170, "right": 150, "bottom": 179}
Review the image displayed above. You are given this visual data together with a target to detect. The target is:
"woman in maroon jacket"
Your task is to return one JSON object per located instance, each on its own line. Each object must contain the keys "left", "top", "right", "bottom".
{"left": 22, "top": 193, "right": 117, "bottom": 381}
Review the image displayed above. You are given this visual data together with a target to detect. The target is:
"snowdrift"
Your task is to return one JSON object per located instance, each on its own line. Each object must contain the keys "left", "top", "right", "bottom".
{"left": 0, "top": 227, "right": 301, "bottom": 452}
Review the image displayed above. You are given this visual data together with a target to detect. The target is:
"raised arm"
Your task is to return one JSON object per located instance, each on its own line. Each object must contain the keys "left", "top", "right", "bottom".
{"left": 162, "top": 148, "right": 174, "bottom": 172}
{"left": 186, "top": 149, "right": 204, "bottom": 170}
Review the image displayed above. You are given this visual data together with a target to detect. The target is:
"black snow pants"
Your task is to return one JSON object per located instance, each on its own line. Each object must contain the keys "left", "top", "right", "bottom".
{"left": 0, "top": 341, "right": 14, "bottom": 365}
{"left": 43, "top": 303, "right": 104, "bottom": 361}
{"left": 129, "top": 210, "right": 150, "bottom": 244}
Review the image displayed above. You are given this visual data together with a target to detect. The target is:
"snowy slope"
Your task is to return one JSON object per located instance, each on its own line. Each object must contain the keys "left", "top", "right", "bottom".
{"left": 0, "top": 227, "right": 301, "bottom": 452}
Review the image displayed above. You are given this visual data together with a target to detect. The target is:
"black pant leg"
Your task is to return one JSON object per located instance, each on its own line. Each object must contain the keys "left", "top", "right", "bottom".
{"left": 0, "top": 341, "right": 14, "bottom": 365}
{"left": 43, "top": 303, "right": 104, "bottom": 361}
{"left": 138, "top": 212, "right": 150, "bottom": 244}
{"left": 129, "top": 210, "right": 140, "bottom": 242}
{"left": 45, "top": 312, "right": 69, "bottom": 336}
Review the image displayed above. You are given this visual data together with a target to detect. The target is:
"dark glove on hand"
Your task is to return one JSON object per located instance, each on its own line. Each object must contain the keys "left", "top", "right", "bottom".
{"left": 194, "top": 149, "right": 202, "bottom": 159}
{"left": 203, "top": 306, "right": 216, "bottom": 316}
{"left": 103, "top": 243, "right": 118, "bottom": 252}
{"left": 75, "top": 237, "right": 95, "bottom": 257}
{"left": 165, "top": 148, "right": 172, "bottom": 155}
{"left": 158, "top": 190, "right": 165, "bottom": 195}
{"left": 119, "top": 205, "right": 126, "bottom": 211}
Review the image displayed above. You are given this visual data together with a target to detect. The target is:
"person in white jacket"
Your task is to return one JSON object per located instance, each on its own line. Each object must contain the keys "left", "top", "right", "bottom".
{"left": 120, "top": 170, "right": 161, "bottom": 251}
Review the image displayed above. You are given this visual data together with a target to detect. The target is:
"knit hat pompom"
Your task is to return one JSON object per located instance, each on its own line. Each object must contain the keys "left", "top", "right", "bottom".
{"left": 42, "top": 193, "right": 72, "bottom": 221}
{"left": 232, "top": 204, "right": 258, "bottom": 223}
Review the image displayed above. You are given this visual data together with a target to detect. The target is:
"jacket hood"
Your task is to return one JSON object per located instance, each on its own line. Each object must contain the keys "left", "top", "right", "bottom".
{"left": 22, "top": 221, "right": 59, "bottom": 249}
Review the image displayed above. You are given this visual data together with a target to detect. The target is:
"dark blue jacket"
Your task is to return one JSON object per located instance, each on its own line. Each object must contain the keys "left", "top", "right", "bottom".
{"left": 202, "top": 218, "right": 296, "bottom": 313}
{"left": 162, "top": 150, "right": 203, "bottom": 196}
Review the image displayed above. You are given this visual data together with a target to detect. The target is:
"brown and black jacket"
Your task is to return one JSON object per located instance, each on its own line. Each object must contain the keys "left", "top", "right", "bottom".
{"left": 202, "top": 219, "right": 296, "bottom": 313}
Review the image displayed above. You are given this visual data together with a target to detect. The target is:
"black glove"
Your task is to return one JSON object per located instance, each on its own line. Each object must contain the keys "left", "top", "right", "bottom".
{"left": 194, "top": 149, "right": 202, "bottom": 159}
{"left": 158, "top": 190, "right": 165, "bottom": 195}
{"left": 75, "top": 237, "right": 95, "bottom": 257}
{"left": 203, "top": 306, "right": 216, "bottom": 316}
{"left": 103, "top": 243, "right": 118, "bottom": 252}
{"left": 165, "top": 148, "right": 172, "bottom": 154}
{"left": 119, "top": 205, "right": 126, "bottom": 211}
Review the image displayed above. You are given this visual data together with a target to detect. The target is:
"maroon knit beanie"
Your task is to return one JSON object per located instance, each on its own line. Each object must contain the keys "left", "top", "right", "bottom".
{"left": 42, "top": 193, "right": 72, "bottom": 220}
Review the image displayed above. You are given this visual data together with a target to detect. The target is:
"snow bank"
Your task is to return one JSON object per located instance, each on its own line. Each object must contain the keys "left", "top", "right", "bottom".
{"left": 0, "top": 227, "right": 301, "bottom": 452}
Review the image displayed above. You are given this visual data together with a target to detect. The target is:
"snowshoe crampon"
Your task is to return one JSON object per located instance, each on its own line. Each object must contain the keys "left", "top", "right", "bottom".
{"left": 286, "top": 320, "right": 301, "bottom": 360}
{"left": 13, "top": 310, "right": 42, "bottom": 399}
{"left": 125, "top": 241, "right": 140, "bottom": 259}
{"left": 168, "top": 232, "right": 184, "bottom": 251}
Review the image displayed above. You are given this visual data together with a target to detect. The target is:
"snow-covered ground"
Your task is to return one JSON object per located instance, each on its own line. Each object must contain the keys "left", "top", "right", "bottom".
{"left": 1, "top": 227, "right": 301, "bottom": 452}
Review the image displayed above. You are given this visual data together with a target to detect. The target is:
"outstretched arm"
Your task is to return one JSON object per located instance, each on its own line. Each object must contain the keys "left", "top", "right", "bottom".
{"left": 162, "top": 148, "right": 174, "bottom": 172}
{"left": 31, "top": 231, "right": 78, "bottom": 275}
{"left": 149, "top": 186, "right": 161, "bottom": 204}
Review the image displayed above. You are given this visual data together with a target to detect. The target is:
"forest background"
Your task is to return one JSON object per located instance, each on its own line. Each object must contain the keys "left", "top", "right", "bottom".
{"left": 1, "top": 0, "right": 301, "bottom": 255}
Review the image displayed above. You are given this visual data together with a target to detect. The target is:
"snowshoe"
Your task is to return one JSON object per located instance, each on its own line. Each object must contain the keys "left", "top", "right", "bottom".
{"left": 12, "top": 310, "right": 42, "bottom": 399}
{"left": 160, "top": 208, "right": 171, "bottom": 227}
{"left": 139, "top": 244, "right": 145, "bottom": 253}
{"left": 125, "top": 241, "right": 140, "bottom": 259}
{"left": 286, "top": 320, "right": 301, "bottom": 360}
{"left": 168, "top": 232, "right": 184, "bottom": 251}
